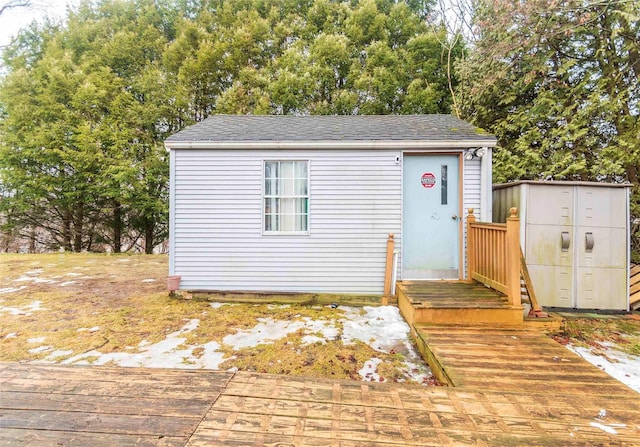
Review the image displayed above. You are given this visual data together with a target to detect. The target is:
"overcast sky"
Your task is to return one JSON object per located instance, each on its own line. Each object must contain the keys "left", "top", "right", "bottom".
{"left": 0, "top": 0, "right": 79, "bottom": 47}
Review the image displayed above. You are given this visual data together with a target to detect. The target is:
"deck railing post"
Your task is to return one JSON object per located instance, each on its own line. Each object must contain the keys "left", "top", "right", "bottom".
{"left": 466, "top": 209, "right": 476, "bottom": 281}
{"left": 383, "top": 233, "right": 395, "bottom": 297}
{"left": 506, "top": 208, "right": 521, "bottom": 307}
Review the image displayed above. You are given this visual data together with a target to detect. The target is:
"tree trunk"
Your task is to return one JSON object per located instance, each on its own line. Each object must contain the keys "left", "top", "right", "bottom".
{"left": 113, "top": 201, "right": 123, "bottom": 253}
{"left": 63, "top": 208, "right": 72, "bottom": 251}
{"left": 73, "top": 202, "right": 84, "bottom": 252}
{"left": 144, "top": 218, "right": 154, "bottom": 254}
{"left": 29, "top": 226, "right": 36, "bottom": 253}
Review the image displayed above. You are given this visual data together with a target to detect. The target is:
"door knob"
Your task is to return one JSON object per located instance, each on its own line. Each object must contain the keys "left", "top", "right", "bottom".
{"left": 451, "top": 214, "right": 458, "bottom": 220}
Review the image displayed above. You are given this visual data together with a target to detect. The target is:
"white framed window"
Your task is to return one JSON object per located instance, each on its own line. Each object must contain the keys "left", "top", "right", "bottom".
{"left": 263, "top": 160, "right": 309, "bottom": 233}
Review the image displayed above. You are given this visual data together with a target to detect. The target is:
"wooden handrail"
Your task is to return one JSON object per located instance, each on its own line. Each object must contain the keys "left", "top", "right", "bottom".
{"left": 466, "top": 208, "right": 521, "bottom": 307}
{"left": 383, "top": 233, "right": 395, "bottom": 296}
{"left": 506, "top": 208, "right": 521, "bottom": 307}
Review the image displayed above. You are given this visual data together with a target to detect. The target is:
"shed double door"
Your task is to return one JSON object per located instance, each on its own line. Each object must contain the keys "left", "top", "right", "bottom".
{"left": 525, "top": 185, "right": 627, "bottom": 309}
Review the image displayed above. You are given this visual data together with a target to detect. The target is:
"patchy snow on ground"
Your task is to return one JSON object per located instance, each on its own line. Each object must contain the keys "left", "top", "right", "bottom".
{"left": 24, "top": 305, "right": 431, "bottom": 383}
{"left": 13, "top": 276, "right": 56, "bottom": 284}
{"left": 61, "top": 318, "right": 229, "bottom": 369}
{"left": 0, "top": 286, "right": 27, "bottom": 294}
{"left": 46, "top": 349, "right": 74, "bottom": 360}
{"left": 59, "top": 281, "right": 78, "bottom": 287}
{"left": 567, "top": 344, "right": 640, "bottom": 393}
{"left": 0, "top": 300, "right": 45, "bottom": 316}
{"left": 222, "top": 318, "right": 307, "bottom": 350}
{"left": 28, "top": 345, "right": 53, "bottom": 354}
{"left": 342, "top": 306, "right": 414, "bottom": 353}
{"left": 359, "top": 357, "right": 383, "bottom": 382}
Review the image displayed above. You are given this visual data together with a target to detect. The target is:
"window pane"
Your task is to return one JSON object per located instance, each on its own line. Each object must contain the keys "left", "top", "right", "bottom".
{"left": 281, "top": 210, "right": 294, "bottom": 231}
{"left": 441, "top": 165, "right": 448, "bottom": 205}
{"left": 280, "top": 197, "right": 293, "bottom": 215}
{"left": 265, "top": 177, "right": 275, "bottom": 195}
{"left": 265, "top": 197, "right": 278, "bottom": 214}
{"left": 281, "top": 161, "right": 294, "bottom": 178}
{"left": 296, "top": 214, "right": 308, "bottom": 231}
{"left": 295, "top": 161, "right": 307, "bottom": 178}
{"left": 265, "top": 213, "right": 277, "bottom": 231}
{"left": 265, "top": 161, "right": 276, "bottom": 179}
{"left": 264, "top": 161, "right": 308, "bottom": 232}
{"left": 294, "top": 179, "right": 307, "bottom": 195}
{"left": 295, "top": 198, "right": 308, "bottom": 214}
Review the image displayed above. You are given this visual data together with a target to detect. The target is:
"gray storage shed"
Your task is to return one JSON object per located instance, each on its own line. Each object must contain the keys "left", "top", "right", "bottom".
{"left": 493, "top": 181, "right": 630, "bottom": 310}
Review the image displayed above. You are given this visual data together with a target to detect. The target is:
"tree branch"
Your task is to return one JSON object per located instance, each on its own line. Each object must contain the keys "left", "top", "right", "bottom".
{"left": 0, "top": 0, "right": 34, "bottom": 17}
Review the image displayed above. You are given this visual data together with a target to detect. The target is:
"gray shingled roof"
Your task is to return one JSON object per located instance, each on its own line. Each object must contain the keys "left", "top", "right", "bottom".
{"left": 166, "top": 114, "right": 496, "bottom": 145}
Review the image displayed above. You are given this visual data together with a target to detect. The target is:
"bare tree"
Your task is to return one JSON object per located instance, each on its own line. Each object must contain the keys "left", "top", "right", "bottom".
{"left": 0, "top": 0, "right": 35, "bottom": 17}
{"left": 427, "top": 0, "right": 477, "bottom": 118}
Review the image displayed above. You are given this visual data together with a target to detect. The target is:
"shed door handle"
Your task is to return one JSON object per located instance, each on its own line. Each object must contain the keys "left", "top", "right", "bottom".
{"left": 585, "top": 232, "right": 594, "bottom": 252}
{"left": 561, "top": 231, "right": 570, "bottom": 252}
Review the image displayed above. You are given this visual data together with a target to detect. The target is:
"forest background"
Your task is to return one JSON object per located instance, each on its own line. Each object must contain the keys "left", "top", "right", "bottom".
{"left": 0, "top": 0, "right": 637, "bottom": 258}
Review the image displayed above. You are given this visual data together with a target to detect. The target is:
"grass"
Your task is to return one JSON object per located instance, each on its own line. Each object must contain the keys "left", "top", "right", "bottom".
{"left": 552, "top": 317, "right": 640, "bottom": 357}
{"left": 0, "top": 253, "right": 433, "bottom": 384}
{"left": 8, "top": 253, "right": 636, "bottom": 385}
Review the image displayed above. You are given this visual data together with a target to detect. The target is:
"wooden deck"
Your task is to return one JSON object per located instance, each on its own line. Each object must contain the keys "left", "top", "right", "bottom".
{"left": 414, "top": 325, "right": 637, "bottom": 394}
{"left": 2, "top": 362, "right": 640, "bottom": 445}
{"left": 0, "top": 363, "right": 234, "bottom": 446}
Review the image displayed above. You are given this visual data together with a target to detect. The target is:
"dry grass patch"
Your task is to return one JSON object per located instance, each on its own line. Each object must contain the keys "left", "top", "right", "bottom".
{"left": 221, "top": 336, "right": 400, "bottom": 381}
{"left": 0, "top": 253, "right": 209, "bottom": 362}
{"left": 553, "top": 317, "right": 640, "bottom": 357}
{"left": 0, "top": 254, "right": 437, "bottom": 385}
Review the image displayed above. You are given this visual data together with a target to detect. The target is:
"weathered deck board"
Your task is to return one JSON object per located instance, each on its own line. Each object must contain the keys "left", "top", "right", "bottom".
{"left": 189, "top": 372, "right": 640, "bottom": 446}
{"left": 0, "top": 363, "right": 233, "bottom": 446}
{"left": 399, "top": 281, "right": 510, "bottom": 307}
{"left": 0, "top": 428, "right": 187, "bottom": 447}
{"left": 415, "top": 325, "right": 637, "bottom": 396}
{"left": 2, "top": 364, "right": 640, "bottom": 445}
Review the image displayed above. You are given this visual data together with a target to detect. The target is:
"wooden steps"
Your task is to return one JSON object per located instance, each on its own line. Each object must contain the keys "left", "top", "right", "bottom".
{"left": 397, "top": 280, "right": 524, "bottom": 327}
{"left": 413, "top": 325, "right": 637, "bottom": 397}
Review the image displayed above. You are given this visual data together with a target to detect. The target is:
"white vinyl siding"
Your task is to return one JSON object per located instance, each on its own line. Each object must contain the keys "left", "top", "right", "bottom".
{"left": 171, "top": 149, "right": 402, "bottom": 294}
{"left": 463, "top": 157, "right": 481, "bottom": 217}
{"left": 462, "top": 156, "right": 482, "bottom": 278}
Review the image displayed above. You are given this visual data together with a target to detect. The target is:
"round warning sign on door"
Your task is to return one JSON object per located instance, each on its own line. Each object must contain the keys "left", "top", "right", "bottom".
{"left": 421, "top": 172, "right": 436, "bottom": 188}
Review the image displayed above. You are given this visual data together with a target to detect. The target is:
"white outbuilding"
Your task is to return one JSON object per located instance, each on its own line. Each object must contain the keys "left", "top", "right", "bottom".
{"left": 165, "top": 115, "right": 496, "bottom": 295}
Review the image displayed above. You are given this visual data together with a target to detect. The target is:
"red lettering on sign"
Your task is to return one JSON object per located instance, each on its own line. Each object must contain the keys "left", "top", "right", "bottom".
{"left": 421, "top": 172, "right": 436, "bottom": 188}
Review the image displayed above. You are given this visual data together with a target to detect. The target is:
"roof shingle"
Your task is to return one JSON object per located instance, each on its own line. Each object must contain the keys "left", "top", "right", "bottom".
{"left": 166, "top": 114, "right": 496, "bottom": 145}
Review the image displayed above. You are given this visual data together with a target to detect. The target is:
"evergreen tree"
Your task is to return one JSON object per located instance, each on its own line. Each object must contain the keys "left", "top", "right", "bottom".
{"left": 457, "top": 0, "right": 639, "bottom": 257}
{"left": 0, "top": 0, "right": 460, "bottom": 252}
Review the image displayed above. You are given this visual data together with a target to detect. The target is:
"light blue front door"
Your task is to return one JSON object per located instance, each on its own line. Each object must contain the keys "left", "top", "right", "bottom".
{"left": 403, "top": 155, "right": 460, "bottom": 279}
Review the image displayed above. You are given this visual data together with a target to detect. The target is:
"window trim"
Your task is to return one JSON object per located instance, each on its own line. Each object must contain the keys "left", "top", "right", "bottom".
{"left": 262, "top": 159, "right": 310, "bottom": 236}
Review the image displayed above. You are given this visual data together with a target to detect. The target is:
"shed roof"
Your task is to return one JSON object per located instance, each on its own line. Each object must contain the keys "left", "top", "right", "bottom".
{"left": 165, "top": 114, "right": 497, "bottom": 150}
